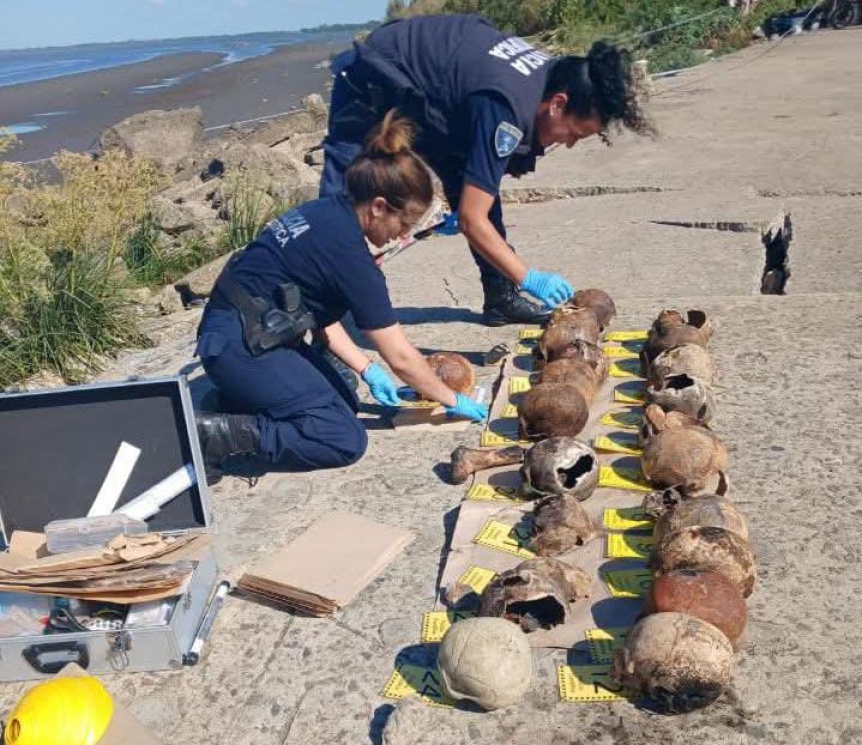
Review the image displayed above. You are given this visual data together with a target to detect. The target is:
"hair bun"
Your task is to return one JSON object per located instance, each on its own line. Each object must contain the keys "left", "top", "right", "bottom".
{"left": 365, "top": 109, "right": 415, "bottom": 157}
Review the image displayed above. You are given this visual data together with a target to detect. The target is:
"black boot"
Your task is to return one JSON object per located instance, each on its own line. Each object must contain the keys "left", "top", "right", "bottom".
{"left": 481, "top": 275, "right": 552, "bottom": 327}
{"left": 195, "top": 412, "right": 261, "bottom": 484}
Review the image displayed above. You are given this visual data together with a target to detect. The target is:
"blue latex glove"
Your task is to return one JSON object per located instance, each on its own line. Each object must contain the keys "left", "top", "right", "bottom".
{"left": 444, "top": 393, "right": 489, "bottom": 423}
{"left": 362, "top": 362, "right": 401, "bottom": 407}
{"left": 435, "top": 211, "right": 461, "bottom": 236}
{"left": 520, "top": 269, "right": 574, "bottom": 309}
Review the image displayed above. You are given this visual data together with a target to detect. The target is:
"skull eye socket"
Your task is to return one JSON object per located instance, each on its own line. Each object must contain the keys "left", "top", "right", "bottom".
{"left": 507, "top": 597, "right": 567, "bottom": 630}
{"left": 557, "top": 455, "right": 596, "bottom": 489}
{"left": 665, "top": 374, "right": 695, "bottom": 390}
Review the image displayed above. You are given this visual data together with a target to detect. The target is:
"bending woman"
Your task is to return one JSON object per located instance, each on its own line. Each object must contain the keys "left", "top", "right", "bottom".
{"left": 194, "top": 111, "right": 488, "bottom": 479}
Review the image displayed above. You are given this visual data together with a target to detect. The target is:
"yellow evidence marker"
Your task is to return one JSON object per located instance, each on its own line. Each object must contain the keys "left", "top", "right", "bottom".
{"left": 585, "top": 627, "right": 630, "bottom": 664}
{"left": 602, "top": 566, "right": 654, "bottom": 598}
{"left": 607, "top": 533, "right": 654, "bottom": 559}
{"left": 604, "top": 330, "right": 648, "bottom": 342}
{"left": 602, "top": 506, "right": 652, "bottom": 531}
{"left": 608, "top": 359, "right": 645, "bottom": 378}
{"left": 420, "top": 610, "right": 477, "bottom": 643}
{"left": 382, "top": 664, "right": 456, "bottom": 707}
{"left": 465, "top": 483, "right": 524, "bottom": 503}
{"left": 456, "top": 566, "right": 497, "bottom": 595}
{"left": 473, "top": 519, "right": 536, "bottom": 559}
{"left": 598, "top": 464, "right": 652, "bottom": 492}
{"left": 593, "top": 432, "right": 643, "bottom": 456}
{"left": 558, "top": 664, "right": 631, "bottom": 703}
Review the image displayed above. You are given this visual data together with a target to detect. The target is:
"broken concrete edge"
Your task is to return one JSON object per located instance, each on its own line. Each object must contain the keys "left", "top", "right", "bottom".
{"left": 760, "top": 210, "right": 792, "bottom": 295}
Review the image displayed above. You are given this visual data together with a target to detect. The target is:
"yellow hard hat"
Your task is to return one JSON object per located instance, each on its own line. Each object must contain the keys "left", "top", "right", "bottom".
{"left": 4, "top": 677, "right": 114, "bottom": 745}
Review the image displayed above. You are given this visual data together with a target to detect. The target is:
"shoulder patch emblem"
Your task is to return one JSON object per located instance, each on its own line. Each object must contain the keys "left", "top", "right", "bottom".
{"left": 495, "top": 122, "right": 523, "bottom": 158}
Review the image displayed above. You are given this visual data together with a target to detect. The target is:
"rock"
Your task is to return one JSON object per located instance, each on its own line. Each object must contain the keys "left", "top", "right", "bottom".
{"left": 149, "top": 196, "right": 196, "bottom": 235}
{"left": 175, "top": 252, "right": 235, "bottom": 297}
{"left": 271, "top": 130, "right": 326, "bottom": 159}
{"left": 153, "top": 284, "right": 185, "bottom": 316}
{"left": 159, "top": 177, "right": 219, "bottom": 206}
{"left": 16, "top": 370, "right": 66, "bottom": 391}
{"left": 221, "top": 142, "right": 320, "bottom": 205}
{"left": 305, "top": 148, "right": 326, "bottom": 168}
{"left": 98, "top": 108, "right": 205, "bottom": 173}
{"left": 301, "top": 93, "right": 329, "bottom": 126}
{"left": 247, "top": 110, "right": 318, "bottom": 148}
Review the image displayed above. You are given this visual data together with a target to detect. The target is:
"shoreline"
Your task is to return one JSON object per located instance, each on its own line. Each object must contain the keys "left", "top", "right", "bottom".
{"left": 2, "top": 39, "right": 347, "bottom": 163}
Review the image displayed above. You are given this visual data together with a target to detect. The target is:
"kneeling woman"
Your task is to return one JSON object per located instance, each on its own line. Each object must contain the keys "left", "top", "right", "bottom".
{"left": 195, "top": 112, "right": 488, "bottom": 477}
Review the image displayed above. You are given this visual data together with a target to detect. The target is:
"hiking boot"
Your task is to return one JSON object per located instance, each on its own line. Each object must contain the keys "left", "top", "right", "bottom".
{"left": 481, "top": 276, "right": 552, "bottom": 327}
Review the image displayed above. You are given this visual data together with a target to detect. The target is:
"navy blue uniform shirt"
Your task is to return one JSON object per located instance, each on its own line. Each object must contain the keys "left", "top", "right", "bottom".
{"left": 227, "top": 195, "right": 397, "bottom": 331}
{"left": 464, "top": 92, "right": 519, "bottom": 196}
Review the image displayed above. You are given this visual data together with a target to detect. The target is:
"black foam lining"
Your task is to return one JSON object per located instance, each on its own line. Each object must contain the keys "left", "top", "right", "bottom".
{"left": 0, "top": 380, "right": 205, "bottom": 542}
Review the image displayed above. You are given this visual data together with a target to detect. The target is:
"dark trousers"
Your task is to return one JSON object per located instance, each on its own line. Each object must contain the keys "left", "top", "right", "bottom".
{"left": 320, "top": 71, "right": 510, "bottom": 286}
{"left": 195, "top": 308, "right": 367, "bottom": 471}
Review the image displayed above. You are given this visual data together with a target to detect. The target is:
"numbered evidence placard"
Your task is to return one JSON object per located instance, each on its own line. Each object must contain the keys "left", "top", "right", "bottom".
{"left": 585, "top": 627, "right": 630, "bottom": 664}
{"left": 480, "top": 429, "right": 532, "bottom": 448}
{"left": 602, "top": 565, "right": 654, "bottom": 598}
{"left": 599, "top": 408, "right": 644, "bottom": 431}
{"left": 608, "top": 359, "right": 644, "bottom": 379}
{"left": 456, "top": 565, "right": 497, "bottom": 595}
{"left": 604, "top": 330, "right": 648, "bottom": 342}
{"left": 602, "top": 506, "right": 652, "bottom": 531}
{"left": 472, "top": 519, "right": 535, "bottom": 559}
{"left": 598, "top": 464, "right": 652, "bottom": 492}
{"left": 420, "top": 610, "right": 477, "bottom": 643}
{"left": 594, "top": 432, "right": 643, "bottom": 456}
{"left": 465, "top": 483, "right": 524, "bottom": 503}
{"left": 382, "top": 664, "right": 456, "bottom": 707}
{"left": 558, "top": 663, "right": 634, "bottom": 703}
{"left": 606, "top": 533, "right": 654, "bottom": 559}
{"left": 614, "top": 381, "right": 646, "bottom": 405}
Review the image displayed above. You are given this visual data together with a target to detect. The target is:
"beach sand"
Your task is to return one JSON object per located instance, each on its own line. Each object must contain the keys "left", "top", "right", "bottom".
{"left": 2, "top": 38, "right": 349, "bottom": 163}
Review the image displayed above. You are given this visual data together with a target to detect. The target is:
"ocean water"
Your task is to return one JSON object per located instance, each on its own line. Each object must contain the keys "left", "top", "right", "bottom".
{"left": 0, "top": 30, "right": 351, "bottom": 89}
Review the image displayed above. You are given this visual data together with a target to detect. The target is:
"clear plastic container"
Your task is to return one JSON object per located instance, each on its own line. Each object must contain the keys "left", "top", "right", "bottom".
{"left": 44, "top": 514, "right": 148, "bottom": 554}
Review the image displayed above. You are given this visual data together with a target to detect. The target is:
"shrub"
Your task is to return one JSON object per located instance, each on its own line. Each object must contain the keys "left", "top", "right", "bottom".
{"left": 0, "top": 150, "right": 166, "bottom": 386}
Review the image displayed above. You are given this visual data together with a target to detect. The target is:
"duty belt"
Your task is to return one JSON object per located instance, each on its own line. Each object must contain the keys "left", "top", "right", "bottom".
{"left": 210, "top": 272, "right": 316, "bottom": 357}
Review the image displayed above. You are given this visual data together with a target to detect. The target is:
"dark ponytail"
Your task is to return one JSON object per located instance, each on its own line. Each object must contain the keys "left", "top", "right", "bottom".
{"left": 543, "top": 41, "right": 655, "bottom": 141}
{"left": 345, "top": 110, "right": 434, "bottom": 212}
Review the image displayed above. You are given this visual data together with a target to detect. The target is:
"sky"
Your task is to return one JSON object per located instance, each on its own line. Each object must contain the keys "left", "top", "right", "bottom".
{"left": 0, "top": 0, "right": 387, "bottom": 50}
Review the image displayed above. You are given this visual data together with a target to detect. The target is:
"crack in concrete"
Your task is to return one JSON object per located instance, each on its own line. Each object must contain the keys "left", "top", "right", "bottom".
{"left": 279, "top": 688, "right": 311, "bottom": 745}
{"left": 500, "top": 185, "right": 670, "bottom": 204}
{"left": 442, "top": 278, "right": 461, "bottom": 307}
{"left": 757, "top": 188, "right": 862, "bottom": 198}
{"left": 333, "top": 616, "right": 385, "bottom": 650}
{"left": 650, "top": 219, "right": 762, "bottom": 233}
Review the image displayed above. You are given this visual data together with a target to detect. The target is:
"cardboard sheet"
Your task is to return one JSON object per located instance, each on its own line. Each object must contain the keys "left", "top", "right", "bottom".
{"left": 57, "top": 663, "right": 163, "bottom": 744}
{"left": 435, "top": 334, "right": 654, "bottom": 650}
{"left": 391, "top": 404, "right": 473, "bottom": 432}
{"left": 238, "top": 511, "right": 414, "bottom": 616}
{"left": 0, "top": 534, "right": 210, "bottom": 602}
{"left": 391, "top": 384, "right": 486, "bottom": 432}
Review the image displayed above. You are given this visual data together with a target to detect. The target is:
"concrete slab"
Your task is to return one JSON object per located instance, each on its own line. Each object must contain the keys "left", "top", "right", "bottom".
{"left": 1, "top": 26, "right": 860, "bottom": 745}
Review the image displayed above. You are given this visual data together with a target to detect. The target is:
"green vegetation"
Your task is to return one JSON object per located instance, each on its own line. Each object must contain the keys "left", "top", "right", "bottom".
{"left": 0, "top": 138, "right": 272, "bottom": 387}
{"left": 386, "top": 0, "right": 805, "bottom": 72}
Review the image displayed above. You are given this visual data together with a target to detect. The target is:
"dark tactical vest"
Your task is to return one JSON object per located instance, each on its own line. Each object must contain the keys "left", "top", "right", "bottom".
{"left": 357, "top": 14, "right": 554, "bottom": 157}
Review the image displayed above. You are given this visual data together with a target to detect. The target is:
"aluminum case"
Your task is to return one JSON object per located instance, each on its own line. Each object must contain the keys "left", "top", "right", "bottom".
{"left": 0, "top": 376, "right": 219, "bottom": 681}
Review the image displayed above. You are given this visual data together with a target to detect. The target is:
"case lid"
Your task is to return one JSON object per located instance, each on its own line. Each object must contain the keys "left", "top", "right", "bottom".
{"left": 0, "top": 376, "right": 211, "bottom": 546}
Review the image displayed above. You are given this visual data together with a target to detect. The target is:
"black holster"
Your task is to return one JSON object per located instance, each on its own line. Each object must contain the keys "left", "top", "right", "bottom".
{"left": 212, "top": 273, "right": 317, "bottom": 357}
